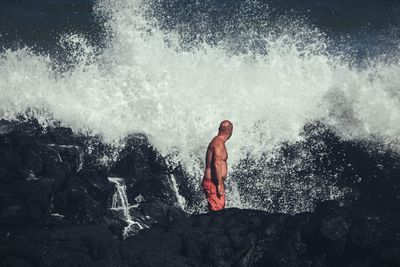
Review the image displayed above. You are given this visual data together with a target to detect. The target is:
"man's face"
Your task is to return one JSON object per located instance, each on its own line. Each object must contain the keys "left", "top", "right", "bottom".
{"left": 227, "top": 128, "right": 233, "bottom": 139}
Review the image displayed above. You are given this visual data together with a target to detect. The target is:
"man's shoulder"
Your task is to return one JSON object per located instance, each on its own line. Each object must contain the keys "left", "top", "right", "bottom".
{"left": 210, "top": 137, "right": 224, "bottom": 148}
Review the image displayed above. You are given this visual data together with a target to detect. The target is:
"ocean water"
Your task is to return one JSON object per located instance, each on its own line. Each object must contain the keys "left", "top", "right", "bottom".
{"left": 1, "top": 0, "right": 400, "bottom": 213}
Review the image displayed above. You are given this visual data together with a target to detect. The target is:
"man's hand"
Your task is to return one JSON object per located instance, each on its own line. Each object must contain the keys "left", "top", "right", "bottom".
{"left": 217, "top": 184, "right": 225, "bottom": 198}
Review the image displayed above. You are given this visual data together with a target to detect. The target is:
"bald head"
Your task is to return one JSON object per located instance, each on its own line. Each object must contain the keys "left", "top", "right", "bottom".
{"left": 218, "top": 120, "right": 233, "bottom": 133}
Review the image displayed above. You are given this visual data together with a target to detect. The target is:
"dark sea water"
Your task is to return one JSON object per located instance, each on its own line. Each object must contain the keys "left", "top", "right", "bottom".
{"left": 1, "top": 0, "right": 399, "bottom": 59}
{"left": 0, "top": 0, "right": 102, "bottom": 50}
{"left": 1, "top": 0, "right": 400, "bottom": 213}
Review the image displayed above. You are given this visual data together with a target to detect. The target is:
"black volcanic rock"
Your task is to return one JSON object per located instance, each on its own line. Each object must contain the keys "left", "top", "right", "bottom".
{"left": 51, "top": 166, "right": 115, "bottom": 225}
{"left": 1, "top": 199, "right": 400, "bottom": 266}
{"left": 0, "top": 119, "right": 186, "bottom": 236}
{"left": 13, "top": 179, "right": 54, "bottom": 226}
{"left": 0, "top": 225, "right": 122, "bottom": 267}
{"left": 111, "top": 134, "right": 179, "bottom": 206}
{"left": 119, "top": 204, "right": 400, "bottom": 267}
{"left": 0, "top": 120, "right": 116, "bottom": 231}
{"left": 0, "top": 198, "right": 26, "bottom": 227}
{"left": 1, "top": 119, "right": 400, "bottom": 267}
{"left": 137, "top": 199, "right": 188, "bottom": 225}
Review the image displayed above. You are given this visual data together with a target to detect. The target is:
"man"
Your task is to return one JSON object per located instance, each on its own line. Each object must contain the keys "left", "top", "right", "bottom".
{"left": 202, "top": 120, "right": 233, "bottom": 211}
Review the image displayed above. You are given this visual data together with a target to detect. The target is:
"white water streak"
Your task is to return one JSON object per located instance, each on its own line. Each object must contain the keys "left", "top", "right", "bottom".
{"left": 169, "top": 174, "right": 186, "bottom": 210}
{"left": 108, "top": 177, "right": 144, "bottom": 237}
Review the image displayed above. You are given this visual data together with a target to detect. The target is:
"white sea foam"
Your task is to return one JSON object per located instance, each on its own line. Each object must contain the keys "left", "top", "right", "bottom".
{"left": 1, "top": 0, "right": 400, "bottom": 212}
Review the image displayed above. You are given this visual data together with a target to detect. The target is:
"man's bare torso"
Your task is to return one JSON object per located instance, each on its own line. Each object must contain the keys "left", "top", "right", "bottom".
{"left": 203, "top": 136, "right": 228, "bottom": 182}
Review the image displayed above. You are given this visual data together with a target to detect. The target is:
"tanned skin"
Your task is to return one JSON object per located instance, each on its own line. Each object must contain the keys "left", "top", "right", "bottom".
{"left": 203, "top": 120, "right": 233, "bottom": 198}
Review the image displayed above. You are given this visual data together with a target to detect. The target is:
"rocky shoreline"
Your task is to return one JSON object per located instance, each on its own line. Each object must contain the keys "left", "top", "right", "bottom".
{"left": 2, "top": 201, "right": 400, "bottom": 266}
{"left": 0, "top": 119, "right": 399, "bottom": 266}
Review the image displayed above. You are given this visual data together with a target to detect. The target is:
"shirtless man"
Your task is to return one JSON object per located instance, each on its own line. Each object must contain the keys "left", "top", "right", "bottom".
{"left": 202, "top": 120, "right": 233, "bottom": 211}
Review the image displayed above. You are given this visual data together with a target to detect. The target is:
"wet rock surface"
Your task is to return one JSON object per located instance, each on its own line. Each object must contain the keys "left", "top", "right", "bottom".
{"left": 0, "top": 119, "right": 184, "bottom": 234}
{"left": 2, "top": 202, "right": 399, "bottom": 267}
{"left": 110, "top": 133, "right": 179, "bottom": 206}
{"left": 0, "top": 119, "right": 112, "bottom": 231}
{"left": 1, "top": 119, "right": 400, "bottom": 267}
{"left": 121, "top": 202, "right": 400, "bottom": 267}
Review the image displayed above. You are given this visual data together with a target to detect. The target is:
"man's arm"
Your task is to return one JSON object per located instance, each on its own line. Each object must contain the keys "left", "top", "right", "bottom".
{"left": 212, "top": 143, "right": 225, "bottom": 198}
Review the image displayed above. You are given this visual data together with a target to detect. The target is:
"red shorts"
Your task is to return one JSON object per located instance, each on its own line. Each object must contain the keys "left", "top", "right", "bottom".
{"left": 202, "top": 178, "right": 225, "bottom": 211}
